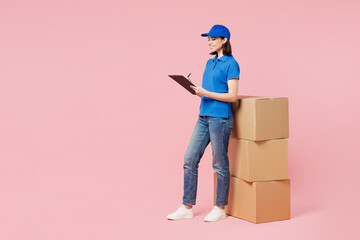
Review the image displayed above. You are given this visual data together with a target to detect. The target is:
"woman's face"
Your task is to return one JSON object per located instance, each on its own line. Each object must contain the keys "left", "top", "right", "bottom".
{"left": 207, "top": 36, "right": 227, "bottom": 54}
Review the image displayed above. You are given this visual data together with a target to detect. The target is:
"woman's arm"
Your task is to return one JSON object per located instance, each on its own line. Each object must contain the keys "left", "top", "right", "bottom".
{"left": 190, "top": 79, "right": 238, "bottom": 103}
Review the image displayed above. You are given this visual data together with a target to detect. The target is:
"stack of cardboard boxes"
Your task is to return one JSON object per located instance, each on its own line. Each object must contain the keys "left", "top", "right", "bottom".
{"left": 214, "top": 96, "right": 291, "bottom": 223}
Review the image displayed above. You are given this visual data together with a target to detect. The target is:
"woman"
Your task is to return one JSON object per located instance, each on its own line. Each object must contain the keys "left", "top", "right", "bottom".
{"left": 167, "top": 25, "right": 240, "bottom": 222}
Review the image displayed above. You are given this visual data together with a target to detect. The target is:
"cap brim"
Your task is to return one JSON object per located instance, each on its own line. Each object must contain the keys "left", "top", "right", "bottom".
{"left": 201, "top": 33, "right": 222, "bottom": 38}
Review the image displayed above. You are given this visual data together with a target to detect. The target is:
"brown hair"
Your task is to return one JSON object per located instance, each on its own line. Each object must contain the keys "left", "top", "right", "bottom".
{"left": 210, "top": 37, "right": 232, "bottom": 56}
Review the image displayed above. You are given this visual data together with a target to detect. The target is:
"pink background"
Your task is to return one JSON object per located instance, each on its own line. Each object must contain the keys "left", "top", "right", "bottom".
{"left": 1, "top": 0, "right": 359, "bottom": 239}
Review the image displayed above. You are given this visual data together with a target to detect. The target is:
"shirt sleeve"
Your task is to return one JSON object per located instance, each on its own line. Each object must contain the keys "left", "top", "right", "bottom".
{"left": 227, "top": 61, "right": 240, "bottom": 80}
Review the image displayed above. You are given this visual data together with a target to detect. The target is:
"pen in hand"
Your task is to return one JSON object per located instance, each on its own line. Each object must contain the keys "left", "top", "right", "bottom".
{"left": 187, "top": 73, "right": 194, "bottom": 84}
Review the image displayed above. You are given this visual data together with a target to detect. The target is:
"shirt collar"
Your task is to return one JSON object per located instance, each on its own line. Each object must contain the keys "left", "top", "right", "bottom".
{"left": 212, "top": 53, "right": 231, "bottom": 62}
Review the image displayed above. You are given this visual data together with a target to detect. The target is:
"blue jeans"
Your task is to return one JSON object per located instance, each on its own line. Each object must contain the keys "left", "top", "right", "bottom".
{"left": 182, "top": 116, "right": 234, "bottom": 206}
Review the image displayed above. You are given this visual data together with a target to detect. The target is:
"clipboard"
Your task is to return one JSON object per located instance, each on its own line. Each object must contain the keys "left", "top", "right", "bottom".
{"left": 168, "top": 75, "right": 197, "bottom": 95}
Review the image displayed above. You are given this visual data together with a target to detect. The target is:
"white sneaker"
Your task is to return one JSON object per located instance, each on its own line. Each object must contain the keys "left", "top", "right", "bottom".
{"left": 204, "top": 206, "right": 226, "bottom": 222}
{"left": 167, "top": 205, "right": 194, "bottom": 220}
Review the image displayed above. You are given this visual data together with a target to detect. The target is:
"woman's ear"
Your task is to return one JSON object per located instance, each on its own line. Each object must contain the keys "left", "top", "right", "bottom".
{"left": 223, "top": 38, "right": 228, "bottom": 44}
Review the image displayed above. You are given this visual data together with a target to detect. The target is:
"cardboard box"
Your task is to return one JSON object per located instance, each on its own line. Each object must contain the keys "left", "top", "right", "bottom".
{"left": 228, "top": 138, "right": 288, "bottom": 182}
{"left": 231, "top": 96, "right": 289, "bottom": 141}
{"left": 214, "top": 173, "right": 291, "bottom": 223}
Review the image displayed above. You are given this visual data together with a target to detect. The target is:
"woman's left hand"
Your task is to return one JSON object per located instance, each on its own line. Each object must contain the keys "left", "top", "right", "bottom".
{"left": 190, "top": 86, "right": 208, "bottom": 97}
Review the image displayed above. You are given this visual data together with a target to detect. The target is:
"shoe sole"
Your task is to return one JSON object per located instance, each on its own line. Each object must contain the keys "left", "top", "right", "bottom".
{"left": 167, "top": 214, "right": 194, "bottom": 220}
{"left": 204, "top": 215, "right": 226, "bottom": 222}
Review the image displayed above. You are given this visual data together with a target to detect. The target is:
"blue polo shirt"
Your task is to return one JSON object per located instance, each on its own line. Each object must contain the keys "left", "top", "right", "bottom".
{"left": 199, "top": 53, "right": 240, "bottom": 118}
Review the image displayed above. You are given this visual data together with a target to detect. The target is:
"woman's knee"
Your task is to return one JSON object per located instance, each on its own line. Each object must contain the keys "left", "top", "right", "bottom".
{"left": 212, "top": 160, "right": 230, "bottom": 177}
{"left": 184, "top": 153, "right": 199, "bottom": 170}
{"left": 214, "top": 168, "right": 230, "bottom": 178}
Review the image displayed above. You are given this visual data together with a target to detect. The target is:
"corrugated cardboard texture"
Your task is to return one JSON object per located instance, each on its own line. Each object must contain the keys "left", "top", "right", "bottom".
{"left": 231, "top": 96, "right": 289, "bottom": 141}
{"left": 214, "top": 173, "right": 291, "bottom": 223}
{"left": 228, "top": 138, "right": 288, "bottom": 182}
{"left": 255, "top": 180, "right": 291, "bottom": 223}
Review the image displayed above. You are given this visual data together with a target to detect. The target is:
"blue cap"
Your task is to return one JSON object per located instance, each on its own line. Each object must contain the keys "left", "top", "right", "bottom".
{"left": 201, "top": 25, "right": 231, "bottom": 40}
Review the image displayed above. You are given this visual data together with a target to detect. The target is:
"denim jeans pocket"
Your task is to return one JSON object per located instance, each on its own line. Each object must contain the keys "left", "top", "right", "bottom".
{"left": 221, "top": 117, "right": 233, "bottom": 128}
